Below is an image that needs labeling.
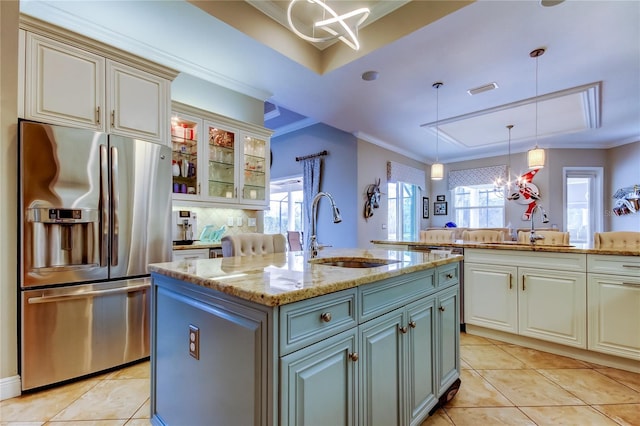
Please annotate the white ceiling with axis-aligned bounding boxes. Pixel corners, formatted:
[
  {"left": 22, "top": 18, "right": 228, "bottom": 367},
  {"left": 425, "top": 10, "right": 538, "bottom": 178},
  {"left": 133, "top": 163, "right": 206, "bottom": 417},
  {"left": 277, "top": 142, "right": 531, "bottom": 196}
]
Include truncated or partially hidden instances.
[{"left": 19, "top": 0, "right": 640, "bottom": 164}]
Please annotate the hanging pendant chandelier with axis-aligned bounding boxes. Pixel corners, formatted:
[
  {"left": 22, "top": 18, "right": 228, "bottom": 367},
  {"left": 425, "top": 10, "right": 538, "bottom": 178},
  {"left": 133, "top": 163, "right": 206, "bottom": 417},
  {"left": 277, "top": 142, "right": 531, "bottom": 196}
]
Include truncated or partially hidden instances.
[
  {"left": 431, "top": 82, "right": 444, "bottom": 180},
  {"left": 528, "top": 48, "right": 546, "bottom": 169},
  {"left": 494, "top": 124, "right": 520, "bottom": 200}
]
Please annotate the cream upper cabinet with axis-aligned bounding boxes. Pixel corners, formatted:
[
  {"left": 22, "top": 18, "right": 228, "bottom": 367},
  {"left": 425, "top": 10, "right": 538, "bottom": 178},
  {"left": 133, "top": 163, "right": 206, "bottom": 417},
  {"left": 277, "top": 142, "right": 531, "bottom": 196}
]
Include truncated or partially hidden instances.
[
  {"left": 20, "top": 18, "right": 176, "bottom": 144},
  {"left": 24, "top": 32, "right": 105, "bottom": 129},
  {"left": 587, "top": 255, "right": 640, "bottom": 360},
  {"left": 106, "top": 60, "right": 169, "bottom": 142},
  {"left": 464, "top": 249, "right": 587, "bottom": 348}
]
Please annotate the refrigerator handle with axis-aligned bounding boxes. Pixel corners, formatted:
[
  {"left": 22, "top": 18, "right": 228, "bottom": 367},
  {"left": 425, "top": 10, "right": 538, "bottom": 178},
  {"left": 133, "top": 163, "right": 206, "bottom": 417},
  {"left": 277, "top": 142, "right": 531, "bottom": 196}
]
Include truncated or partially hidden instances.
[
  {"left": 100, "top": 144, "right": 109, "bottom": 267},
  {"left": 111, "top": 146, "right": 119, "bottom": 267}
]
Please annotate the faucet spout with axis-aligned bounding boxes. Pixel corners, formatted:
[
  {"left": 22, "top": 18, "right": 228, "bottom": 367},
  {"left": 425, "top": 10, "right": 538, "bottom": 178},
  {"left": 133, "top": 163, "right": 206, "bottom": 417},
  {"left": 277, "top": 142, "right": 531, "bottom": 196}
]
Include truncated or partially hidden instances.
[
  {"left": 309, "top": 192, "right": 342, "bottom": 257},
  {"left": 529, "top": 204, "right": 550, "bottom": 244}
]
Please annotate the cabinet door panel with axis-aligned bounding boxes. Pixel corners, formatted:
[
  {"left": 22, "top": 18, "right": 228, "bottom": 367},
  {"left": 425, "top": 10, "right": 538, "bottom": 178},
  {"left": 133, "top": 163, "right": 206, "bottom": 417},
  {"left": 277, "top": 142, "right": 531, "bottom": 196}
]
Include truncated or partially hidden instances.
[
  {"left": 280, "top": 329, "right": 358, "bottom": 426},
  {"left": 26, "top": 33, "right": 104, "bottom": 129},
  {"left": 108, "top": 60, "right": 168, "bottom": 142},
  {"left": 464, "top": 263, "right": 517, "bottom": 333},
  {"left": 437, "top": 287, "right": 460, "bottom": 395},
  {"left": 360, "top": 309, "right": 405, "bottom": 426},
  {"left": 588, "top": 274, "right": 640, "bottom": 359},
  {"left": 518, "top": 268, "right": 586, "bottom": 348},
  {"left": 407, "top": 298, "right": 437, "bottom": 425}
]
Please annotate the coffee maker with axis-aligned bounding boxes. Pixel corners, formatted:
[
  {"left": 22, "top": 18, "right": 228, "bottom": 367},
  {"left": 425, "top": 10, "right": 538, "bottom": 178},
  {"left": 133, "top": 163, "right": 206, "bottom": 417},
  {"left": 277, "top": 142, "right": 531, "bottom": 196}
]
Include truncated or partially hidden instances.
[{"left": 173, "top": 210, "right": 197, "bottom": 245}]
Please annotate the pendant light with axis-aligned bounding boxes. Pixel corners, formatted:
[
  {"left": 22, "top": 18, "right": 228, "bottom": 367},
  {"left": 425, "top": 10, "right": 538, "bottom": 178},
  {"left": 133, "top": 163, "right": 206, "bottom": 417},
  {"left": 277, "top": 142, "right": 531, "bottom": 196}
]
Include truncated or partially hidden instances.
[
  {"left": 528, "top": 48, "right": 546, "bottom": 169},
  {"left": 431, "top": 82, "right": 444, "bottom": 180}
]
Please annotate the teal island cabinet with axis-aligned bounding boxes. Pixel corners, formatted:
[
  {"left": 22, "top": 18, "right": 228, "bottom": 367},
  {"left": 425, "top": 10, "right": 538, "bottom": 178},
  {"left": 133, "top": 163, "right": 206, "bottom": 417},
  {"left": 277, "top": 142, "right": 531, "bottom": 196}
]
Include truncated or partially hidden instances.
[{"left": 148, "top": 248, "right": 462, "bottom": 426}]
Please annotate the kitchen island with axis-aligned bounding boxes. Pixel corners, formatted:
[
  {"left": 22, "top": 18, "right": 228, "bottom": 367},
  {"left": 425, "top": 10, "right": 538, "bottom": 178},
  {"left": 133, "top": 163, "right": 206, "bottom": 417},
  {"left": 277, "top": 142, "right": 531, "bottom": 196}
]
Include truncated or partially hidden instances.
[{"left": 148, "top": 248, "right": 463, "bottom": 426}]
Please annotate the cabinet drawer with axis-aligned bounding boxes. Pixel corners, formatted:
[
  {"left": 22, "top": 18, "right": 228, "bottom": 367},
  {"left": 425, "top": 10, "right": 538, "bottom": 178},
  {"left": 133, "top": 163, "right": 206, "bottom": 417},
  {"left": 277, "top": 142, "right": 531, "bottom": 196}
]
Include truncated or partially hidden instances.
[
  {"left": 587, "top": 254, "right": 640, "bottom": 277},
  {"left": 172, "top": 248, "right": 209, "bottom": 261},
  {"left": 437, "top": 263, "right": 459, "bottom": 288},
  {"left": 359, "top": 269, "right": 435, "bottom": 322},
  {"left": 279, "top": 288, "right": 357, "bottom": 355}
]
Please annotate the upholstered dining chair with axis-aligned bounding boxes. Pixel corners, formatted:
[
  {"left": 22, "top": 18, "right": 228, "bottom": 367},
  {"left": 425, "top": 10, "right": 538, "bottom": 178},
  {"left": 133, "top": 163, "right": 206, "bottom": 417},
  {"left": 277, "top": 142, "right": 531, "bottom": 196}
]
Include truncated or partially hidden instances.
[
  {"left": 593, "top": 231, "right": 640, "bottom": 250},
  {"left": 461, "top": 229, "right": 505, "bottom": 243},
  {"left": 221, "top": 233, "right": 287, "bottom": 257},
  {"left": 419, "top": 229, "right": 455, "bottom": 244},
  {"left": 517, "top": 230, "right": 571, "bottom": 245}
]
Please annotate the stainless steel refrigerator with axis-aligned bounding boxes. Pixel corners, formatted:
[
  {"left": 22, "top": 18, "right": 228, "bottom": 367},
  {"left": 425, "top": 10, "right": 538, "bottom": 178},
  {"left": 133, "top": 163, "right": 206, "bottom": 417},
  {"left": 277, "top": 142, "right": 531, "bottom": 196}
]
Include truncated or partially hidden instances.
[{"left": 18, "top": 120, "right": 172, "bottom": 390}]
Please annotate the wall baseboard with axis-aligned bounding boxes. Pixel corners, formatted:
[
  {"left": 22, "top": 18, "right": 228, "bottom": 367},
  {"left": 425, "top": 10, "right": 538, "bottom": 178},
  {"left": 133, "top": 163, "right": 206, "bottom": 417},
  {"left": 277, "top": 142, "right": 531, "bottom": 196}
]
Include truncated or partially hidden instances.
[{"left": 0, "top": 375, "right": 21, "bottom": 401}]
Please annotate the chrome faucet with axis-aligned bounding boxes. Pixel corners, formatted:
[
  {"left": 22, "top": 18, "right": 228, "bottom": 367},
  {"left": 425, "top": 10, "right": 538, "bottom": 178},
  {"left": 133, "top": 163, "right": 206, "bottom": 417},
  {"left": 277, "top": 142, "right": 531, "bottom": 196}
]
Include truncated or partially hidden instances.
[
  {"left": 529, "top": 204, "right": 549, "bottom": 244},
  {"left": 309, "top": 192, "right": 342, "bottom": 258}
]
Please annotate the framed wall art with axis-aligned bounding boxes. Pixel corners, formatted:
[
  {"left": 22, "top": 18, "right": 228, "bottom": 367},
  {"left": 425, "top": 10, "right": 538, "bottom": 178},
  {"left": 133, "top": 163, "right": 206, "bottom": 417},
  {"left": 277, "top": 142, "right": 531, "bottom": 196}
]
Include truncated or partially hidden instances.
[
  {"left": 422, "top": 197, "right": 429, "bottom": 218},
  {"left": 436, "top": 195, "right": 446, "bottom": 202},
  {"left": 434, "top": 201, "right": 448, "bottom": 215}
]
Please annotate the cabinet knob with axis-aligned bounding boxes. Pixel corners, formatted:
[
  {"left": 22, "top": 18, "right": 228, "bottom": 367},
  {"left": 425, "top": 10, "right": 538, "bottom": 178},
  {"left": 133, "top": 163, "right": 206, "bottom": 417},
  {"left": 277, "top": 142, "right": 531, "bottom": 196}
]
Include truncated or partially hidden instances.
[
  {"left": 409, "top": 320, "right": 417, "bottom": 329},
  {"left": 399, "top": 325, "right": 408, "bottom": 334},
  {"left": 320, "top": 312, "right": 332, "bottom": 323},
  {"left": 349, "top": 352, "right": 359, "bottom": 362},
  {"left": 438, "top": 306, "right": 445, "bottom": 312},
  {"left": 446, "top": 273, "right": 454, "bottom": 279}
]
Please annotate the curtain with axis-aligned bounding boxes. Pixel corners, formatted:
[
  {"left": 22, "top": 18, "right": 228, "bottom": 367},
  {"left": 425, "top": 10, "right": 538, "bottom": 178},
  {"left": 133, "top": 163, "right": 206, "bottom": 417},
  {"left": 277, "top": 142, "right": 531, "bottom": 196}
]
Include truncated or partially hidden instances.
[
  {"left": 448, "top": 165, "right": 506, "bottom": 190},
  {"left": 302, "top": 157, "right": 321, "bottom": 249},
  {"left": 387, "top": 161, "right": 425, "bottom": 190}
]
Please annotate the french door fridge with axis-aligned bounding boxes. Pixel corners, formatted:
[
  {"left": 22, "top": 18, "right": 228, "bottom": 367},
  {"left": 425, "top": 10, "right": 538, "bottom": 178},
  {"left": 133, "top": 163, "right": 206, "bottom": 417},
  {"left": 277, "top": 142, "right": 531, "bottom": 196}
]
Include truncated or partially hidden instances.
[{"left": 18, "top": 120, "right": 172, "bottom": 390}]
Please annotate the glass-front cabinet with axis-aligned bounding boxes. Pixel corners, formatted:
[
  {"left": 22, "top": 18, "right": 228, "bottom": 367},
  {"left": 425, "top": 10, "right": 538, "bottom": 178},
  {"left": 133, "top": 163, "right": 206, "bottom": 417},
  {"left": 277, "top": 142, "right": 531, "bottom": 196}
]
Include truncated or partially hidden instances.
[{"left": 171, "top": 102, "right": 272, "bottom": 209}]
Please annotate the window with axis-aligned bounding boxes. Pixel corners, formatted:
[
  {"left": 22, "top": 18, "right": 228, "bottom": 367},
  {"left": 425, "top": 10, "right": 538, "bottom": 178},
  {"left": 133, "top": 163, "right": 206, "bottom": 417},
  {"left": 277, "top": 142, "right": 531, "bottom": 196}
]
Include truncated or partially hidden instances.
[
  {"left": 563, "top": 167, "right": 603, "bottom": 245},
  {"left": 387, "top": 182, "right": 419, "bottom": 241},
  {"left": 264, "top": 177, "right": 303, "bottom": 235},
  {"left": 453, "top": 184, "right": 505, "bottom": 228}
]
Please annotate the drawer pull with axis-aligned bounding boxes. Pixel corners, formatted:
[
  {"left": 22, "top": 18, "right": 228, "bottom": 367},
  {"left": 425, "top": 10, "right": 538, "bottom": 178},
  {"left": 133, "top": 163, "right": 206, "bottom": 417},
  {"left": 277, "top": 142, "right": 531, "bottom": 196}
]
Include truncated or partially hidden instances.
[
  {"left": 399, "top": 325, "right": 408, "bottom": 334},
  {"left": 438, "top": 306, "right": 445, "bottom": 312},
  {"left": 446, "top": 273, "right": 454, "bottom": 279},
  {"left": 409, "top": 320, "right": 417, "bottom": 328},
  {"left": 522, "top": 275, "right": 526, "bottom": 291},
  {"left": 509, "top": 273, "right": 513, "bottom": 290},
  {"left": 320, "top": 312, "right": 332, "bottom": 323},
  {"left": 622, "top": 264, "right": 640, "bottom": 269},
  {"left": 349, "top": 352, "right": 359, "bottom": 362},
  {"left": 110, "top": 110, "right": 115, "bottom": 127},
  {"left": 95, "top": 106, "right": 101, "bottom": 124},
  {"left": 622, "top": 282, "right": 640, "bottom": 287}
]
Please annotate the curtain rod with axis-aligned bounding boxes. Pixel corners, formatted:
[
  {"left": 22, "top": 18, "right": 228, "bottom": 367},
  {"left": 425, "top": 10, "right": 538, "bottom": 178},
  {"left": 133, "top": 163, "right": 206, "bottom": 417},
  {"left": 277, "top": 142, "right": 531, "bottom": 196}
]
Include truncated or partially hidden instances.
[{"left": 296, "top": 150, "right": 328, "bottom": 162}]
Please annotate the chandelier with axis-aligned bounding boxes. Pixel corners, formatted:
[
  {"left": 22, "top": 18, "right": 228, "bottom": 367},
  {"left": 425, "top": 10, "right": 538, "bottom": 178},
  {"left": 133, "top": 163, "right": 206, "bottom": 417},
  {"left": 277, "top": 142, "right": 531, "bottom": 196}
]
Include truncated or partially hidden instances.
[
  {"left": 494, "top": 124, "right": 520, "bottom": 200},
  {"left": 287, "top": 0, "right": 370, "bottom": 50}
]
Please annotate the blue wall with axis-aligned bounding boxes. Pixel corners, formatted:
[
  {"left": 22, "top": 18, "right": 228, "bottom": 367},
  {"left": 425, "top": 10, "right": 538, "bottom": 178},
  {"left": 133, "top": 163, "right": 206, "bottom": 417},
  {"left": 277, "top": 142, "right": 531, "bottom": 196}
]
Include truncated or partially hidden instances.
[{"left": 271, "top": 123, "right": 358, "bottom": 248}]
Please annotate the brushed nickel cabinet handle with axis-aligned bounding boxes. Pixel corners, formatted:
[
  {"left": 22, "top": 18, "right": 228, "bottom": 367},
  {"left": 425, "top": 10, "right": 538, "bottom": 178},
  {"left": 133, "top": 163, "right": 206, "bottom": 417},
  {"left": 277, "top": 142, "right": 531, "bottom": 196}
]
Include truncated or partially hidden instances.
[
  {"left": 522, "top": 275, "right": 526, "bottom": 291},
  {"left": 446, "top": 273, "right": 454, "bottom": 279},
  {"left": 438, "top": 306, "right": 445, "bottom": 312},
  {"left": 96, "top": 106, "right": 101, "bottom": 125},
  {"left": 399, "top": 325, "right": 408, "bottom": 334},
  {"left": 110, "top": 110, "right": 115, "bottom": 127},
  {"left": 622, "top": 282, "right": 640, "bottom": 287},
  {"left": 409, "top": 320, "right": 417, "bottom": 328},
  {"left": 509, "top": 273, "right": 513, "bottom": 289},
  {"left": 349, "top": 352, "right": 359, "bottom": 362},
  {"left": 320, "top": 312, "right": 332, "bottom": 322},
  {"left": 622, "top": 264, "right": 640, "bottom": 269}
]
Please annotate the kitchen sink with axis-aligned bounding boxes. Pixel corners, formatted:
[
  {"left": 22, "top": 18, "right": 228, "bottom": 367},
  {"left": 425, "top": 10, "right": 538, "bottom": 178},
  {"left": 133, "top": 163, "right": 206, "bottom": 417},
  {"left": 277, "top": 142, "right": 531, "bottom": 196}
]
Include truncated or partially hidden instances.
[{"left": 310, "top": 257, "right": 400, "bottom": 268}]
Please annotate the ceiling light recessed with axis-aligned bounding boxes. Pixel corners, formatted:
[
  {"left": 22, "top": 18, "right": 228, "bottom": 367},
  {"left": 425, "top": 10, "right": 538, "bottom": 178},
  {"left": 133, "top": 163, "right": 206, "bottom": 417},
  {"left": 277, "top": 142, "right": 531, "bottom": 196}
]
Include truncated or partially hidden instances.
[
  {"left": 467, "top": 82, "right": 499, "bottom": 96},
  {"left": 362, "top": 71, "right": 379, "bottom": 81}
]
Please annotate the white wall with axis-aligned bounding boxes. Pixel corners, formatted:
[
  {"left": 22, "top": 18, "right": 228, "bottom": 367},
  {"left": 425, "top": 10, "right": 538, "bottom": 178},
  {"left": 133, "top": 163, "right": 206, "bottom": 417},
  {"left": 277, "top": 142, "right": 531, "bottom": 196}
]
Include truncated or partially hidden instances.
[
  {"left": 356, "top": 139, "right": 429, "bottom": 248},
  {"left": 0, "top": 0, "right": 20, "bottom": 400},
  {"left": 607, "top": 141, "right": 640, "bottom": 231}
]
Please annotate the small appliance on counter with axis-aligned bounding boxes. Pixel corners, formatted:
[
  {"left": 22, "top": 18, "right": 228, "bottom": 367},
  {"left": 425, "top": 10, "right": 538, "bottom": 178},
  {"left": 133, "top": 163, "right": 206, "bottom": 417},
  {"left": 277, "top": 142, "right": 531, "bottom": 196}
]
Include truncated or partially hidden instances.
[{"left": 173, "top": 210, "right": 197, "bottom": 245}]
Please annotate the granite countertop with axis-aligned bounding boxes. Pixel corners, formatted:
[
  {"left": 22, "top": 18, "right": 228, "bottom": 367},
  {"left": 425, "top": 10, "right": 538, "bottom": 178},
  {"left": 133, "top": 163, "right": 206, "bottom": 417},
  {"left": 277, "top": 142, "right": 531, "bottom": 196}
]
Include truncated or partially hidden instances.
[
  {"left": 370, "top": 240, "right": 640, "bottom": 256},
  {"left": 148, "top": 248, "right": 463, "bottom": 307},
  {"left": 172, "top": 242, "right": 222, "bottom": 250}
]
